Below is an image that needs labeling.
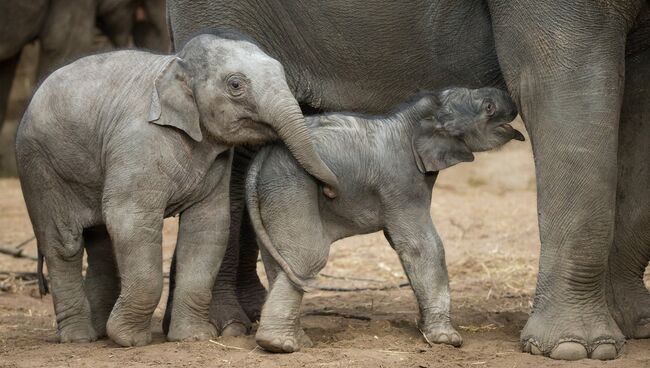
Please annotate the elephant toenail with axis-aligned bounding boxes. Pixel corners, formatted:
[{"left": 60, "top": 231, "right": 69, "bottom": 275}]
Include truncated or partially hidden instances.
[
  {"left": 451, "top": 334, "right": 463, "bottom": 347},
  {"left": 437, "top": 333, "right": 450, "bottom": 343},
  {"left": 530, "top": 344, "right": 542, "bottom": 355},
  {"left": 283, "top": 340, "right": 295, "bottom": 352},
  {"left": 590, "top": 344, "right": 617, "bottom": 360},
  {"left": 549, "top": 342, "right": 588, "bottom": 360}
]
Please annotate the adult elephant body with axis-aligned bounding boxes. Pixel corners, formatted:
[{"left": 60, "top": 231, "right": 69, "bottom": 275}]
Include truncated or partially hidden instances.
[{"left": 167, "top": 0, "right": 650, "bottom": 361}]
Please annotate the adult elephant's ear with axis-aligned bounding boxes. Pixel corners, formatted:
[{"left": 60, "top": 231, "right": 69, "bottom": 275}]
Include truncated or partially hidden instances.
[
  {"left": 147, "top": 57, "right": 202, "bottom": 142},
  {"left": 411, "top": 117, "right": 474, "bottom": 173}
]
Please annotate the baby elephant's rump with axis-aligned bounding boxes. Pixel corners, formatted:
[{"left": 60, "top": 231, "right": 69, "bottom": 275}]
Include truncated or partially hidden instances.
[{"left": 246, "top": 87, "right": 522, "bottom": 353}]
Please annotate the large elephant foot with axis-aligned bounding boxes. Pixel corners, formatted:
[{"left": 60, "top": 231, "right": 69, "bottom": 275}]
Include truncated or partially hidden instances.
[
  {"left": 521, "top": 302, "right": 624, "bottom": 361},
  {"left": 420, "top": 321, "right": 463, "bottom": 347},
  {"left": 209, "top": 299, "right": 252, "bottom": 337},
  {"left": 608, "top": 275, "right": 650, "bottom": 339},
  {"left": 106, "top": 303, "right": 153, "bottom": 347},
  {"left": 255, "top": 323, "right": 313, "bottom": 353},
  {"left": 168, "top": 319, "right": 217, "bottom": 342}
]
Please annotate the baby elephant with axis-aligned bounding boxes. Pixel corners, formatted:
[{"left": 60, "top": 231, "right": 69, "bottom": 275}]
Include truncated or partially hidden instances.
[
  {"left": 16, "top": 32, "right": 338, "bottom": 347},
  {"left": 246, "top": 87, "right": 523, "bottom": 353}
]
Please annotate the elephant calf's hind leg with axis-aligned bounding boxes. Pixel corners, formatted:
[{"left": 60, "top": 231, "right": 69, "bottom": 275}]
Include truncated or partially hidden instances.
[{"left": 84, "top": 226, "right": 120, "bottom": 338}]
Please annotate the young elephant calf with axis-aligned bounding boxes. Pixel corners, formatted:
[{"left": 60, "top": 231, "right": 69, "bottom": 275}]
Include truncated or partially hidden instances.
[
  {"left": 246, "top": 87, "right": 523, "bottom": 353},
  {"left": 16, "top": 32, "right": 338, "bottom": 347}
]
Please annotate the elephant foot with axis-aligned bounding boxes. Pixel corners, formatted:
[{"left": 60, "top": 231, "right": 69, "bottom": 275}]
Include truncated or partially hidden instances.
[
  {"left": 221, "top": 320, "right": 249, "bottom": 337},
  {"left": 420, "top": 322, "right": 463, "bottom": 347},
  {"left": 106, "top": 310, "right": 152, "bottom": 347},
  {"left": 210, "top": 299, "right": 253, "bottom": 336},
  {"left": 57, "top": 320, "right": 98, "bottom": 343},
  {"left": 521, "top": 302, "right": 624, "bottom": 361},
  {"left": 608, "top": 275, "right": 650, "bottom": 339},
  {"left": 237, "top": 282, "right": 267, "bottom": 323},
  {"left": 167, "top": 320, "right": 217, "bottom": 342},
  {"left": 256, "top": 324, "right": 312, "bottom": 353}
]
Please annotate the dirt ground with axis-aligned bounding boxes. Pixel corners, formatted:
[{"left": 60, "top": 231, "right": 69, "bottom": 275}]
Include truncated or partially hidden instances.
[{"left": 1, "top": 94, "right": 650, "bottom": 366}]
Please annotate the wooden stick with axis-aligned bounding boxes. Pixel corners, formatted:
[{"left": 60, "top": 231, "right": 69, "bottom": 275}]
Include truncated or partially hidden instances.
[
  {"left": 303, "top": 310, "right": 372, "bottom": 321},
  {"left": 313, "top": 282, "right": 410, "bottom": 292},
  {"left": 0, "top": 245, "right": 38, "bottom": 261},
  {"left": 14, "top": 236, "right": 36, "bottom": 249},
  {"left": 319, "top": 273, "right": 387, "bottom": 283},
  {"left": 208, "top": 339, "right": 245, "bottom": 350}
]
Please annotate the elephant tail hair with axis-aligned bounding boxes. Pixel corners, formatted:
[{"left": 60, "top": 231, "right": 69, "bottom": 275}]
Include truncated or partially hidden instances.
[
  {"left": 246, "top": 147, "right": 311, "bottom": 292},
  {"left": 37, "top": 247, "right": 49, "bottom": 296}
]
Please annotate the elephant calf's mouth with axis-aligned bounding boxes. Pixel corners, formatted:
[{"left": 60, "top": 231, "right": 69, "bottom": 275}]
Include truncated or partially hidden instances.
[{"left": 499, "top": 123, "right": 525, "bottom": 141}]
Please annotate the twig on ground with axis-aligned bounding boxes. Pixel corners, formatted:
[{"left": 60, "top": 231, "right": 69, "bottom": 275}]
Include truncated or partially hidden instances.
[
  {"left": 303, "top": 310, "right": 372, "bottom": 321},
  {"left": 319, "top": 273, "right": 386, "bottom": 283},
  {"left": 0, "top": 245, "right": 38, "bottom": 261},
  {"left": 377, "top": 350, "right": 412, "bottom": 354},
  {"left": 312, "top": 282, "right": 410, "bottom": 292},
  {"left": 14, "top": 236, "right": 36, "bottom": 250},
  {"left": 419, "top": 326, "right": 434, "bottom": 347},
  {"left": 0, "top": 271, "right": 40, "bottom": 281},
  {"left": 208, "top": 339, "right": 245, "bottom": 350}
]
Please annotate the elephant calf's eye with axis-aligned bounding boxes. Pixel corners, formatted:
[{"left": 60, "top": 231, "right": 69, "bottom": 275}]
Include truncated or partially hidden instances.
[
  {"left": 226, "top": 75, "right": 246, "bottom": 96},
  {"left": 485, "top": 101, "right": 496, "bottom": 116}
]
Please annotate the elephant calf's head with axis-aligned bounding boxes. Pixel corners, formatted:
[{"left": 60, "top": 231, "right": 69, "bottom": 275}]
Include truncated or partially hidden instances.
[
  {"left": 147, "top": 32, "right": 339, "bottom": 191},
  {"left": 411, "top": 87, "right": 523, "bottom": 173}
]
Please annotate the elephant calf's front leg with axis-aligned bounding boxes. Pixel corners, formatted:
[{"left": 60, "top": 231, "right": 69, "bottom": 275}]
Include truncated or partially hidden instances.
[
  {"left": 384, "top": 213, "right": 462, "bottom": 347},
  {"left": 166, "top": 187, "right": 231, "bottom": 342},
  {"left": 104, "top": 202, "right": 164, "bottom": 347}
]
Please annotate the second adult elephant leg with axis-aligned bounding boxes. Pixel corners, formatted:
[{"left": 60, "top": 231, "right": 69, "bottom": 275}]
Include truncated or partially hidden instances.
[
  {"left": 37, "top": 0, "right": 95, "bottom": 77},
  {"left": 489, "top": 1, "right": 642, "bottom": 361},
  {"left": 608, "top": 45, "right": 650, "bottom": 339},
  {"left": 235, "top": 209, "right": 267, "bottom": 323},
  {"left": 0, "top": 55, "right": 19, "bottom": 133},
  {"left": 209, "top": 149, "right": 253, "bottom": 336}
]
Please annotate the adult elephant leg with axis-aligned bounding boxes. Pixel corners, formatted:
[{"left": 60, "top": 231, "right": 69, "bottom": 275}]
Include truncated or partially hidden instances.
[
  {"left": 37, "top": 0, "right": 95, "bottom": 77},
  {"left": 0, "top": 55, "right": 19, "bottom": 132},
  {"left": 209, "top": 148, "right": 254, "bottom": 336},
  {"left": 84, "top": 225, "right": 120, "bottom": 337},
  {"left": 235, "top": 209, "right": 267, "bottom": 323},
  {"left": 608, "top": 44, "right": 650, "bottom": 339},
  {"left": 489, "top": 1, "right": 643, "bottom": 361}
]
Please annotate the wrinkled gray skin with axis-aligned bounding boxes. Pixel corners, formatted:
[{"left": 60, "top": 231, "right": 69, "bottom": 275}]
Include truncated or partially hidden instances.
[
  {"left": 247, "top": 87, "right": 523, "bottom": 353},
  {"left": 0, "top": 0, "right": 169, "bottom": 132},
  {"left": 15, "top": 33, "right": 338, "bottom": 347},
  {"left": 168, "top": 0, "right": 650, "bottom": 360}
]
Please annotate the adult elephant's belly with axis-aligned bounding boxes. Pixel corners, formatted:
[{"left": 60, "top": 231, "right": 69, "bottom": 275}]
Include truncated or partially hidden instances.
[{"left": 168, "top": 0, "right": 504, "bottom": 114}]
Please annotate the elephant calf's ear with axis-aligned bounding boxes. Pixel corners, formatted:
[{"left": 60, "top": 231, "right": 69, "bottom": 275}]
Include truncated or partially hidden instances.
[
  {"left": 411, "top": 118, "right": 474, "bottom": 173},
  {"left": 147, "top": 57, "right": 202, "bottom": 142}
]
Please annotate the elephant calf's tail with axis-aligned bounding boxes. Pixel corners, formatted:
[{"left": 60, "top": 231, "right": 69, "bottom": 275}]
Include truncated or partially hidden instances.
[
  {"left": 246, "top": 147, "right": 311, "bottom": 292},
  {"left": 37, "top": 248, "right": 49, "bottom": 296}
]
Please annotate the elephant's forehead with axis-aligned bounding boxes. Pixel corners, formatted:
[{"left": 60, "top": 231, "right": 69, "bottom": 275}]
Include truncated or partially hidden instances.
[{"left": 213, "top": 40, "right": 278, "bottom": 69}]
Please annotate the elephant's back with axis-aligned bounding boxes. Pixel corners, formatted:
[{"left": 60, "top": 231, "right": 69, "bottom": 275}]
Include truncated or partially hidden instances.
[{"left": 26, "top": 51, "right": 169, "bottom": 132}]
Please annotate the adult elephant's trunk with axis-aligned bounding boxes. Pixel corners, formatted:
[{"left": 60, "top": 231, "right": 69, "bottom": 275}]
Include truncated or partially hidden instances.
[{"left": 257, "top": 85, "right": 340, "bottom": 194}]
